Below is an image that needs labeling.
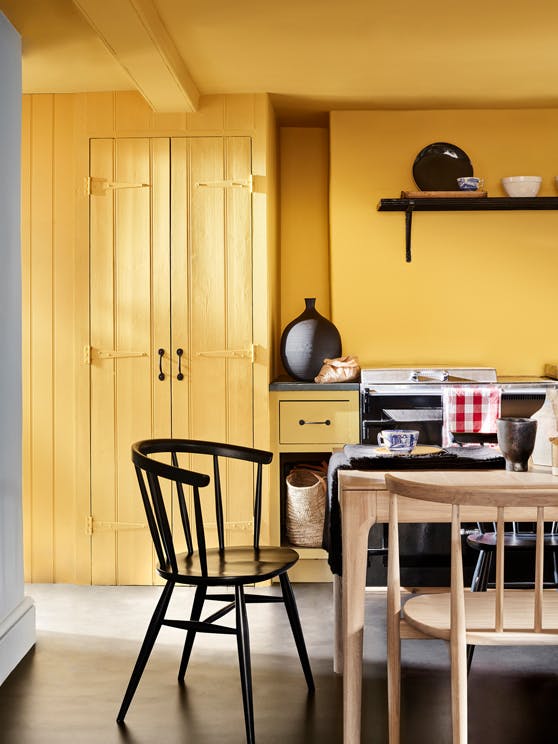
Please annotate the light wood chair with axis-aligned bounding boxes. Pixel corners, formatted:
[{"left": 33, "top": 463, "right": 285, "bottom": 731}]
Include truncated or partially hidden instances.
[{"left": 385, "top": 472, "right": 558, "bottom": 744}]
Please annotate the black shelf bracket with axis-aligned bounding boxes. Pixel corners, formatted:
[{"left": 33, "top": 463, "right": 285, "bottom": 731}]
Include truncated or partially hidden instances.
[
  {"left": 378, "top": 196, "right": 558, "bottom": 263},
  {"left": 405, "top": 202, "right": 414, "bottom": 262}
]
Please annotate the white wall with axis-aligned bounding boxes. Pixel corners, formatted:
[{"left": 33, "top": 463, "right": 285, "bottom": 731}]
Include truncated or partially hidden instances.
[{"left": 0, "top": 12, "right": 35, "bottom": 685}]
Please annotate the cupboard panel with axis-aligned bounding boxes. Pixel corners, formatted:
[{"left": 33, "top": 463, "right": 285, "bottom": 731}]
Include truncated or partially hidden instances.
[{"left": 90, "top": 135, "right": 254, "bottom": 582}]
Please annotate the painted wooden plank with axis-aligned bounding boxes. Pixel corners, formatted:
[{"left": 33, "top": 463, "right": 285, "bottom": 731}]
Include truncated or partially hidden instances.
[
  {"left": 52, "top": 95, "right": 78, "bottom": 582},
  {"left": 189, "top": 137, "right": 226, "bottom": 443},
  {"left": 150, "top": 136, "right": 172, "bottom": 583},
  {"left": 169, "top": 137, "right": 192, "bottom": 552},
  {"left": 188, "top": 137, "right": 227, "bottom": 547},
  {"left": 114, "top": 138, "right": 156, "bottom": 585},
  {"left": 29, "top": 94, "right": 55, "bottom": 582},
  {"left": 169, "top": 137, "right": 190, "bottom": 444},
  {"left": 225, "top": 137, "right": 254, "bottom": 545},
  {"left": 90, "top": 138, "right": 118, "bottom": 585},
  {"left": 73, "top": 93, "right": 94, "bottom": 585}
]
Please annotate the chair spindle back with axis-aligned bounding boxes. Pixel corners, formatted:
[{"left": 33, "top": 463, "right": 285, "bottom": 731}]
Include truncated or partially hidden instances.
[{"left": 132, "top": 439, "right": 272, "bottom": 574}]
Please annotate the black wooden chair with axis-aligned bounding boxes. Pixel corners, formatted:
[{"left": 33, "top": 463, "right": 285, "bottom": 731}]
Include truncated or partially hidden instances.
[
  {"left": 466, "top": 520, "right": 558, "bottom": 670},
  {"left": 117, "top": 438, "right": 314, "bottom": 743}
]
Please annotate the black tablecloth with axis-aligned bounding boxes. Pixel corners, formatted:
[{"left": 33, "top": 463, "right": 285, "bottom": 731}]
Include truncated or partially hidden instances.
[{"left": 323, "top": 446, "right": 506, "bottom": 576}]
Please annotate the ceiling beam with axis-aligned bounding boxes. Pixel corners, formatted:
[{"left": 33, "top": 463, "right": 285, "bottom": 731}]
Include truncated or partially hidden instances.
[{"left": 73, "top": 0, "right": 199, "bottom": 112}]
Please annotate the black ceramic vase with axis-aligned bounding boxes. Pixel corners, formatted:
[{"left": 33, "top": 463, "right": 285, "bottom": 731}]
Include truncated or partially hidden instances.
[
  {"left": 280, "top": 298, "right": 342, "bottom": 381},
  {"left": 497, "top": 417, "right": 538, "bottom": 472}
]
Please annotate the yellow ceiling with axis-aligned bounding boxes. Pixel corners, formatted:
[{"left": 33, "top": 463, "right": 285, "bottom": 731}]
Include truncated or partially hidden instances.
[{"left": 2, "top": 0, "right": 558, "bottom": 121}]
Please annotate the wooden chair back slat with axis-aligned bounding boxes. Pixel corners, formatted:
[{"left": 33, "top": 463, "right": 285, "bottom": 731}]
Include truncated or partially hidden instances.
[
  {"left": 147, "top": 470, "right": 178, "bottom": 573},
  {"left": 213, "top": 455, "right": 225, "bottom": 551},
  {"left": 451, "top": 503, "right": 552, "bottom": 635},
  {"left": 172, "top": 451, "right": 194, "bottom": 556},
  {"left": 495, "top": 507, "right": 505, "bottom": 632},
  {"left": 254, "top": 462, "right": 263, "bottom": 550},
  {"left": 135, "top": 465, "right": 166, "bottom": 568},
  {"left": 131, "top": 439, "right": 273, "bottom": 575}
]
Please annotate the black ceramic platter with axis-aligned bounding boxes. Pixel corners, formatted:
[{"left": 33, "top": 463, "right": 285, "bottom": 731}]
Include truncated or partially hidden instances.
[{"left": 412, "top": 142, "right": 473, "bottom": 191}]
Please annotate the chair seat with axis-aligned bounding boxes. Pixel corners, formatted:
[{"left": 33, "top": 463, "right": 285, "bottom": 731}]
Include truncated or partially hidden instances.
[
  {"left": 467, "top": 530, "right": 558, "bottom": 551},
  {"left": 158, "top": 545, "right": 300, "bottom": 584},
  {"left": 403, "top": 590, "right": 558, "bottom": 641}
]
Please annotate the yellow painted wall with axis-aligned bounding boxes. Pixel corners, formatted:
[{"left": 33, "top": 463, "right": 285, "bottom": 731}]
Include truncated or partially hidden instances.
[
  {"left": 279, "top": 127, "right": 330, "bottom": 335},
  {"left": 21, "top": 91, "right": 276, "bottom": 583},
  {"left": 329, "top": 109, "right": 558, "bottom": 375}
]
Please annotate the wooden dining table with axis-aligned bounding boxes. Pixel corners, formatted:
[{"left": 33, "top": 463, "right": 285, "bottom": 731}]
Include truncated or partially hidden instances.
[{"left": 335, "top": 466, "right": 558, "bottom": 744}]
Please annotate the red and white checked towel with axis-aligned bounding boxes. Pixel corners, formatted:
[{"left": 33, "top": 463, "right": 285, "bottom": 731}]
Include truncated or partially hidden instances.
[{"left": 442, "top": 386, "right": 501, "bottom": 447}]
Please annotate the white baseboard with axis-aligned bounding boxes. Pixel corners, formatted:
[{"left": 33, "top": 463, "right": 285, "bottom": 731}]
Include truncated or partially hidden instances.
[{"left": 0, "top": 596, "right": 36, "bottom": 686}]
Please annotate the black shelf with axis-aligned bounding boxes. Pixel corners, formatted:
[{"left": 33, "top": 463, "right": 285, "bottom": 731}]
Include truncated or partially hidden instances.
[{"left": 377, "top": 196, "right": 558, "bottom": 261}]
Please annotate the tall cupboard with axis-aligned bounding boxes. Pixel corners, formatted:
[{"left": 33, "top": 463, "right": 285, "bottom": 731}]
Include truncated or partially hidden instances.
[{"left": 22, "top": 93, "right": 278, "bottom": 584}]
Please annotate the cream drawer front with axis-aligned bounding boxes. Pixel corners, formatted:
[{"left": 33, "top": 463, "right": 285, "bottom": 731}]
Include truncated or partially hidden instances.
[{"left": 279, "top": 399, "right": 356, "bottom": 445}]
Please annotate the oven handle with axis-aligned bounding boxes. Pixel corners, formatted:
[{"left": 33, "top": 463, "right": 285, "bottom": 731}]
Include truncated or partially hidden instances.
[{"left": 299, "top": 419, "right": 331, "bottom": 426}]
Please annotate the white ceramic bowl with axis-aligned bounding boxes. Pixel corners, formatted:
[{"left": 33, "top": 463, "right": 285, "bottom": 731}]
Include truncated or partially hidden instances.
[{"left": 502, "top": 176, "right": 542, "bottom": 197}]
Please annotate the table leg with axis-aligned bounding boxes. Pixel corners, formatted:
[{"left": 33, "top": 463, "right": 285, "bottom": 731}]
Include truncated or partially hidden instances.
[
  {"left": 333, "top": 574, "right": 343, "bottom": 674},
  {"left": 341, "top": 491, "right": 377, "bottom": 744}
]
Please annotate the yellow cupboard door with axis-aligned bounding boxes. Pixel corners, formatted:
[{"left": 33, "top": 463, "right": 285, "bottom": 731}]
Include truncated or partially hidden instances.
[
  {"left": 171, "top": 137, "right": 254, "bottom": 547},
  {"left": 89, "top": 138, "right": 171, "bottom": 585}
]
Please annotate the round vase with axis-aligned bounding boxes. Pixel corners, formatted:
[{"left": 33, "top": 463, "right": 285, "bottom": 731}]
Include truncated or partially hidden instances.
[{"left": 280, "top": 298, "right": 342, "bottom": 381}]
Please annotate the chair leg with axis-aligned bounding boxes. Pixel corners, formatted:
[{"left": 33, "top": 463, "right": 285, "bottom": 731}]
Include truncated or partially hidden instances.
[
  {"left": 467, "top": 551, "right": 492, "bottom": 673},
  {"left": 386, "top": 593, "right": 401, "bottom": 744},
  {"left": 235, "top": 585, "right": 255, "bottom": 744},
  {"left": 450, "top": 633, "right": 468, "bottom": 744},
  {"left": 178, "top": 584, "right": 207, "bottom": 683},
  {"left": 552, "top": 549, "right": 558, "bottom": 588},
  {"left": 279, "top": 573, "right": 315, "bottom": 692},
  {"left": 470, "top": 550, "right": 486, "bottom": 593},
  {"left": 117, "top": 580, "right": 175, "bottom": 723}
]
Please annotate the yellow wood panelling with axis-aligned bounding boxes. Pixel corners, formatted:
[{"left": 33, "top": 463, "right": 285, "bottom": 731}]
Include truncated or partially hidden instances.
[{"left": 22, "top": 91, "right": 275, "bottom": 584}]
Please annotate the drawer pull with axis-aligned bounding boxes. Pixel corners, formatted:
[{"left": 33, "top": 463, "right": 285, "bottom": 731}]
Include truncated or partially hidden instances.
[{"left": 298, "top": 419, "right": 331, "bottom": 426}]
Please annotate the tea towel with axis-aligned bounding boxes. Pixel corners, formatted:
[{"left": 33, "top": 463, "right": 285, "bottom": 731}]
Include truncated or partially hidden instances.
[{"left": 442, "top": 386, "right": 501, "bottom": 447}]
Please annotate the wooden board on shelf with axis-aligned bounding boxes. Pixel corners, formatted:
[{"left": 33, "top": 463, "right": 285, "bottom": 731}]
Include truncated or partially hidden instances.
[{"left": 401, "top": 190, "right": 488, "bottom": 198}]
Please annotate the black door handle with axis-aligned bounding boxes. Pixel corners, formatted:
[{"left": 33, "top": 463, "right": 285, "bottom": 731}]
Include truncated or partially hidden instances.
[
  {"left": 176, "top": 348, "right": 184, "bottom": 380},
  {"left": 158, "top": 348, "right": 165, "bottom": 381}
]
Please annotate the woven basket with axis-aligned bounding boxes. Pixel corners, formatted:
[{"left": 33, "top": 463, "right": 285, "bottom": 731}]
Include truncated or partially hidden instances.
[{"left": 285, "top": 468, "right": 327, "bottom": 547}]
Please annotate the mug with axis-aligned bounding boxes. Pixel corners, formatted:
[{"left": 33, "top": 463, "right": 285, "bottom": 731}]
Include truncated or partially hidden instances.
[
  {"left": 457, "top": 176, "right": 484, "bottom": 191},
  {"left": 377, "top": 429, "right": 419, "bottom": 453}
]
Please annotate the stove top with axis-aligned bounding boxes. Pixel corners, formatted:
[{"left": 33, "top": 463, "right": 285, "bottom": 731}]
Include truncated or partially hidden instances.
[
  {"left": 361, "top": 367, "right": 497, "bottom": 385},
  {"left": 360, "top": 367, "right": 557, "bottom": 391}
]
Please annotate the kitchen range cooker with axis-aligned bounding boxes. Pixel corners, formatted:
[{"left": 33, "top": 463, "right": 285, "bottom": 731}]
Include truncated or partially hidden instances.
[
  {"left": 359, "top": 366, "right": 557, "bottom": 585},
  {"left": 360, "top": 366, "right": 554, "bottom": 446}
]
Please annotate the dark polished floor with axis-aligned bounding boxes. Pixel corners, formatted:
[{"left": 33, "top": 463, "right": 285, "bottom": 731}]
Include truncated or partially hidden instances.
[{"left": 0, "top": 583, "right": 557, "bottom": 743}]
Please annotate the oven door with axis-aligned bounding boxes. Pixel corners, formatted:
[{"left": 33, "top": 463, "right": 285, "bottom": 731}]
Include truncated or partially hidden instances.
[{"left": 361, "top": 391, "right": 443, "bottom": 445}]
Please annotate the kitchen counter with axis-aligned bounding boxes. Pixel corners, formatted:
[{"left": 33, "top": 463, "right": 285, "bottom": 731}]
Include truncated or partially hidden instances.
[{"left": 269, "top": 376, "right": 360, "bottom": 392}]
